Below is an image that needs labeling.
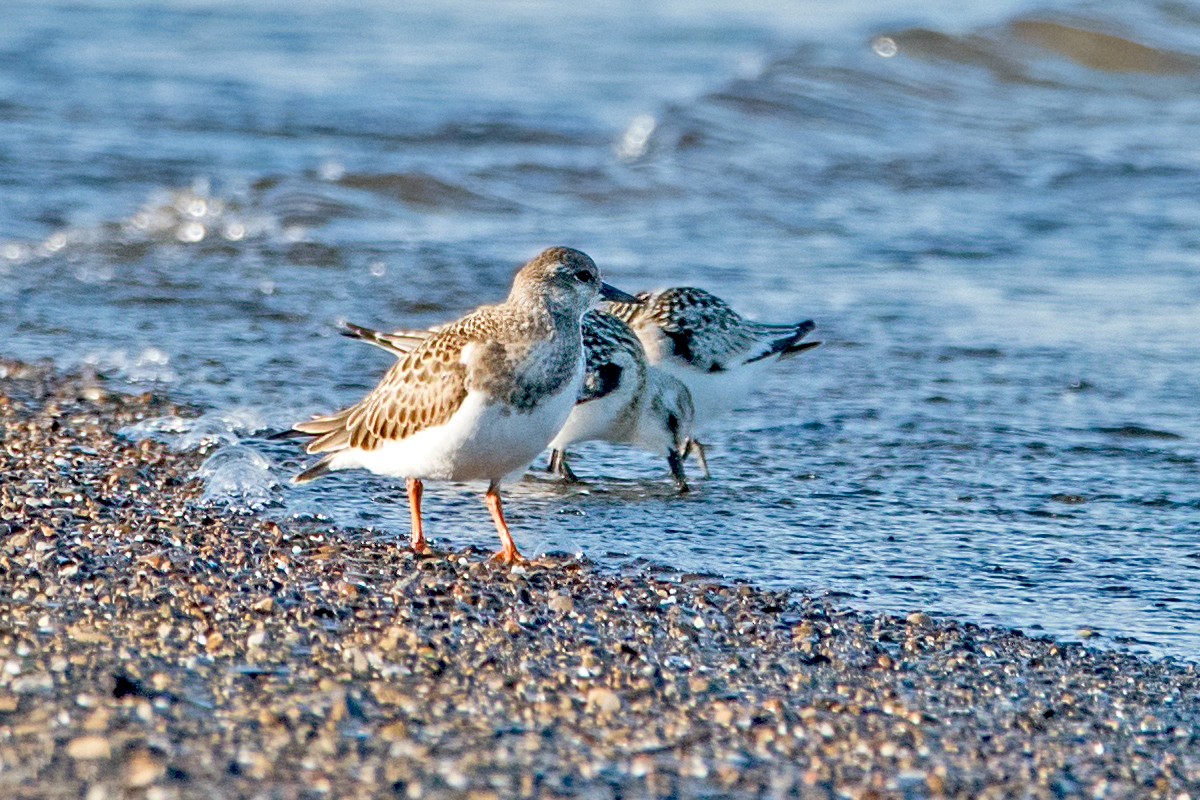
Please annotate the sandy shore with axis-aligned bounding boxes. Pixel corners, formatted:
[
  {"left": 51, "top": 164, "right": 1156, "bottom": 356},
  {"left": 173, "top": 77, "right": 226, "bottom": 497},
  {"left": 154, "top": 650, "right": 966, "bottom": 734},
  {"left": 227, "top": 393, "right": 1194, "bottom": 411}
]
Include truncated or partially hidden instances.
[{"left": 0, "top": 358, "right": 1197, "bottom": 799}]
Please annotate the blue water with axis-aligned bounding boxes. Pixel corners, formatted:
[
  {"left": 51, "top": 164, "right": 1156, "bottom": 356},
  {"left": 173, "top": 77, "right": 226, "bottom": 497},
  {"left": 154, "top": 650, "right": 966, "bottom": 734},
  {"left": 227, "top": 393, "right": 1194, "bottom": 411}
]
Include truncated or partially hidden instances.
[{"left": 2, "top": 0, "right": 1199, "bottom": 658}]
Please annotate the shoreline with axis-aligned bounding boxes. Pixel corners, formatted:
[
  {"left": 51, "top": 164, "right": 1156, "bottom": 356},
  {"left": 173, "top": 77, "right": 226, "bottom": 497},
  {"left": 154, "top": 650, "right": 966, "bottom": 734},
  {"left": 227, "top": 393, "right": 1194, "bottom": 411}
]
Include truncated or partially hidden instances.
[{"left": 1, "top": 357, "right": 1197, "bottom": 797}]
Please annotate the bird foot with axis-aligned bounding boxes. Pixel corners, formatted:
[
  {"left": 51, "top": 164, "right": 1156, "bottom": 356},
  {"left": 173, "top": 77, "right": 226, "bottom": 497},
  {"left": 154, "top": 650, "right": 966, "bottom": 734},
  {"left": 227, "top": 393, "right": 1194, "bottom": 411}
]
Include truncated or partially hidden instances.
[{"left": 489, "top": 549, "right": 530, "bottom": 566}]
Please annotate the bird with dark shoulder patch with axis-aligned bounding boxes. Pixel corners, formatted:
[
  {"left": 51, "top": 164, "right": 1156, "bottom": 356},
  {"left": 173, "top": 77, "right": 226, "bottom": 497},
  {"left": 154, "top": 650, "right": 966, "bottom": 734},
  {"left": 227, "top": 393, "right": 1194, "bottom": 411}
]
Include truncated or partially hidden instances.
[{"left": 604, "top": 287, "right": 819, "bottom": 474}]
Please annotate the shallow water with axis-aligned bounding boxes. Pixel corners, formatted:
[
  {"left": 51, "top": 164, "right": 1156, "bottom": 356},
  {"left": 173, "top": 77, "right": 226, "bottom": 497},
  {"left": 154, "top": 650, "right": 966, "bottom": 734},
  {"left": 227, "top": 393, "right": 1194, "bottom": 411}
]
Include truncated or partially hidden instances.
[{"left": 2, "top": 0, "right": 1198, "bottom": 658}]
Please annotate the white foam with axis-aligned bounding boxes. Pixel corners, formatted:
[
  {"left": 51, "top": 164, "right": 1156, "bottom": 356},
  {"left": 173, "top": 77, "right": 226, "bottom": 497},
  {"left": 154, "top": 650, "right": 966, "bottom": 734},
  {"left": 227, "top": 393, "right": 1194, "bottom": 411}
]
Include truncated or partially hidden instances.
[
  {"left": 197, "top": 445, "right": 280, "bottom": 510},
  {"left": 120, "top": 407, "right": 282, "bottom": 510},
  {"left": 121, "top": 407, "right": 270, "bottom": 451},
  {"left": 80, "top": 347, "right": 178, "bottom": 385}
]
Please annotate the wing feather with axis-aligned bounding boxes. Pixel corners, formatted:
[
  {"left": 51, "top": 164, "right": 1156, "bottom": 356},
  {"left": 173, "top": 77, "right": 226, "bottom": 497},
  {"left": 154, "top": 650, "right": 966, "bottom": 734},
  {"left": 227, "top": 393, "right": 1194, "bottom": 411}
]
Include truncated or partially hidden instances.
[
  {"left": 606, "top": 288, "right": 817, "bottom": 371},
  {"left": 341, "top": 321, "right": 431, "bottom": 357},
  {"left": 302, "top": 329, "right": 471, "bottom": 454},
  {"left": 578, "top": 311, "right": 644, "bottom": 403}
]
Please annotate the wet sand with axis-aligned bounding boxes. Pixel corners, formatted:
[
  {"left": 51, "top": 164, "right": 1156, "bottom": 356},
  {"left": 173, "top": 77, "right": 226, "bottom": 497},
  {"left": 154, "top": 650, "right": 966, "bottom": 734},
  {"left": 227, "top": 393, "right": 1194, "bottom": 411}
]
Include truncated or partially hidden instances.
[{"left": 1, "top": 358, "right": 1197, "bottom": 799}]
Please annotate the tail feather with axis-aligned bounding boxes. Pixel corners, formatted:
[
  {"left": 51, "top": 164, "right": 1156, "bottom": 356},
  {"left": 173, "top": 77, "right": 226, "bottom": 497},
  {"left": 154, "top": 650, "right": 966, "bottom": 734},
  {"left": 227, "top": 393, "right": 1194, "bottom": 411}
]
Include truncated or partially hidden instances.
[
  {"left": 267, "top": 428, "right": 310, "bottom": 441},
  {"left": 292, "top": 408, "right": 351, "bottom": 436},
  {"left": 342, "top": 321, "right": 427, "bottom": 357},
  {"left": 281, "top": 408, "right": 355, "bottom": 454},
  {"left": 294, "top": 455, "right": 334, "bottom": 484},
  {"left": 743, "top": 319, "right": 818, "bottom": 364},
  {"left": 744, "top": 319, "right": 815, "bottom": 335},
  {"left": 306, "top": 427, "right": 352, "bottom": 454},
  {"left": 780, "top": 339, "right": 821, "bottom": 359},
  {"left": 341, "top": 320, "right": 384, "bottom": 343},
  {"left": 281, "top": 410, "right": 351, "bottom": 482}
]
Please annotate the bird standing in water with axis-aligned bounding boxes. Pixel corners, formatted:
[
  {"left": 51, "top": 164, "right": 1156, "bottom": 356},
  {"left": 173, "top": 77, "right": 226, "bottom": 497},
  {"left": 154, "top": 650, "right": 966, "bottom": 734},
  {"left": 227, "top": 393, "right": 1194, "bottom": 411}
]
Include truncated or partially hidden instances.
[{"left": 604, "top": 287, "right": 819, "bottom": 474}]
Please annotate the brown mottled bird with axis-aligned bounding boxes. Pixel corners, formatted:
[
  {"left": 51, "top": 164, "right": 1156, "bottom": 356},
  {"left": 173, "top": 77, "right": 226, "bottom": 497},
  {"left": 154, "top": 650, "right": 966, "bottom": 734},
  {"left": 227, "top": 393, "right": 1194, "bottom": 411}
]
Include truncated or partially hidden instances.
[{"left": 280, "top": 247, "right": 634, "bottom": 564}]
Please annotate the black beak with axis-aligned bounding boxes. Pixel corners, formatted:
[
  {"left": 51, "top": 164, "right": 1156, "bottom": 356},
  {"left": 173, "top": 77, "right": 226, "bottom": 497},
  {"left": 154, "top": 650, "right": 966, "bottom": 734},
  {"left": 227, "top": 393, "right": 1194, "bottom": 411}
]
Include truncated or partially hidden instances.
[{"left": 599, "top": 282, "right": 638, "bottom": 303}]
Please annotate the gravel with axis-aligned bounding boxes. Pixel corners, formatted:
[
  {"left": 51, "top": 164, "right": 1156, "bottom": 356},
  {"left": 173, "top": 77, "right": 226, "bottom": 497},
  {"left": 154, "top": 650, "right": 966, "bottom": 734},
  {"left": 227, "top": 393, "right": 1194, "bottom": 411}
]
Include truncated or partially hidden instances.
[{"left": 1, "top": 357, "right": 1198, "bottom": 799}]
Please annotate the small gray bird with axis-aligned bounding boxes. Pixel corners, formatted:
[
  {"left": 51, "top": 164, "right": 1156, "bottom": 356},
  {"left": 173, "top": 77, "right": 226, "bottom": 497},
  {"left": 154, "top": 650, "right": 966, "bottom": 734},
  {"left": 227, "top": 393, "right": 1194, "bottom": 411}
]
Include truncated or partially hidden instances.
[{"left": 604, "top": 287, "right": 819, "bottom": 474}]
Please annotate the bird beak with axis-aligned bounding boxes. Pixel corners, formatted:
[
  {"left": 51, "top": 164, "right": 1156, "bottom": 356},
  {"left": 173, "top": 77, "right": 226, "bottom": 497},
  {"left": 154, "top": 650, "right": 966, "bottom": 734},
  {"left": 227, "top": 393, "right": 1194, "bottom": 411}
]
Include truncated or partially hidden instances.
[{"left": 599, "top": 283, "right": 638, "bottom": 303}]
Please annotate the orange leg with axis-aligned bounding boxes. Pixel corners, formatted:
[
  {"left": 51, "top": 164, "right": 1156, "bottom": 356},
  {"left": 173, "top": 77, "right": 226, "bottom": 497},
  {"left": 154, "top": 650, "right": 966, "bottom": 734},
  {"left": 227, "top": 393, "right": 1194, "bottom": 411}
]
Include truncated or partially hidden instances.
[
  {"left": 485, "top": 482, "right": 527, "bottom": 565},
  {"left": 406, "top": 478, "right": 432, "bottom": 555}
]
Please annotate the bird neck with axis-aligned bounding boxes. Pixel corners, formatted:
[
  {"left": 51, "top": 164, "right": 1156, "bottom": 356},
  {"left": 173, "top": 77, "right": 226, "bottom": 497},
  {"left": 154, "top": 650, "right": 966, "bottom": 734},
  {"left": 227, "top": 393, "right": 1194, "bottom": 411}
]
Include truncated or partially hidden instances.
[{"left": 507, "top": 293, "right": 583, "bottom": 338}]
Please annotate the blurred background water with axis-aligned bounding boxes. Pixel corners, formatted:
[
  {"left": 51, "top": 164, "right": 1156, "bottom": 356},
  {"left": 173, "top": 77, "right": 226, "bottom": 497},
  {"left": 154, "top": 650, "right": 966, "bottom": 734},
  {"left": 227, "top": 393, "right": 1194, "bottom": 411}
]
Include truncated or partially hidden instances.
[{"left": 2, "top": 0, "right": 1198, "bottom": 658}]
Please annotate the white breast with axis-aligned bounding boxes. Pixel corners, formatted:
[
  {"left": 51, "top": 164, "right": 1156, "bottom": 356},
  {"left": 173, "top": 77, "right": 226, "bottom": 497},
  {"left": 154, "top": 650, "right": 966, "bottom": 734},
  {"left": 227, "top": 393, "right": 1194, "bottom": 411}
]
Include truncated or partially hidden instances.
[{"left": 549, "top": 378, "right": 638, "bottom": 450}]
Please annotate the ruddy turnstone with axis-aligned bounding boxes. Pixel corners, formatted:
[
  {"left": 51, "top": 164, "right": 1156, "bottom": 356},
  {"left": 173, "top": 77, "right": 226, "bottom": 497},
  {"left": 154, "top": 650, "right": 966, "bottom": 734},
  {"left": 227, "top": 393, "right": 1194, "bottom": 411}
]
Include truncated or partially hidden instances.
[
  {"left": 347, "top": 311, "right": 698, "bottom": 492},
  {"left": 282, "top": 246, "right": 633, "bottom": 564},
  {"left": 604, "top": 287, "right": 819, "bottom": 474}
]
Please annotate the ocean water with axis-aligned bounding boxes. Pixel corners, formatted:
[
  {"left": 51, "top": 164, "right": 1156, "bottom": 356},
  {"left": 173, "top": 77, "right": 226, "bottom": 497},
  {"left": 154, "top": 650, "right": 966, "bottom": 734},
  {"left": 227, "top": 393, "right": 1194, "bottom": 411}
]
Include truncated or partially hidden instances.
[{"left": 2, "top": 0, "right": 1199, "bottom": 658}]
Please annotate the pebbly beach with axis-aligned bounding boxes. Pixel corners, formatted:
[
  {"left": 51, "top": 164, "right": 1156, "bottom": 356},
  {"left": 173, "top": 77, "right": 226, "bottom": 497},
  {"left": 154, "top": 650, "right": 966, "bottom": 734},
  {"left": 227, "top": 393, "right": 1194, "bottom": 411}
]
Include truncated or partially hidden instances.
[{"left": 1, "top": 358, "right": 1198, "bottom": 799}]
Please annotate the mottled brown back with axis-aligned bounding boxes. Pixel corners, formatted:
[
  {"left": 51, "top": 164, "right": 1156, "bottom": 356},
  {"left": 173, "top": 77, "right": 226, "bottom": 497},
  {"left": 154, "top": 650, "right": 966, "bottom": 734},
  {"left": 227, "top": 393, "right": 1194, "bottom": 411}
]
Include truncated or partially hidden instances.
[{"left": 303, "top": 325, "right": 474, "bottom": 454}]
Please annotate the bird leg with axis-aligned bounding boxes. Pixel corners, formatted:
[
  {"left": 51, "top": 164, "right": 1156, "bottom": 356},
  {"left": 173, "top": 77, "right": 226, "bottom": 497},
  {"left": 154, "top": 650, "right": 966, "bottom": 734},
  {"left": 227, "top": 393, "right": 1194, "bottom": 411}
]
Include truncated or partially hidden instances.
[
  {"left": 548, "top": 449, "right": 580, "bottom": 482},
  {"left": 685, "top": 438, "right": 711, "bottom": 478},
  {"left": 485, "top": 481, "right": 528, "bottom": 565},
  {"left": 667, "top": 449, "right": 690, "bottom": 494},
  {"left": 406, "top": 478, "right": 432, "bottom": 555}
]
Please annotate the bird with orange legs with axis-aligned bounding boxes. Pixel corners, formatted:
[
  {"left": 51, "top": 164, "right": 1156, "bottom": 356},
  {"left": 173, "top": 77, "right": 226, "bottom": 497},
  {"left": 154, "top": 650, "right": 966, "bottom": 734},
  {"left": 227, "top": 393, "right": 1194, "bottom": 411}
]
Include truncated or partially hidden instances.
[{"left": 280, "top": 247, "right": 634, "bottom": 564}]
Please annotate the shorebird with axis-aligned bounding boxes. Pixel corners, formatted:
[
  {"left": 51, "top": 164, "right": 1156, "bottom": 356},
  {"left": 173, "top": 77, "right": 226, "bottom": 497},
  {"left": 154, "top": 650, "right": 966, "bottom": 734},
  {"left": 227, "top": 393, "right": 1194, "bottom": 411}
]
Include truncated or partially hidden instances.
[
  {"left": 346, "top": 311, "right": 698, "bottom": 492},
  {"left": 546, "top": 311, "right": 695, "bottom": 491},
  {"left": 281, "top": 247, "right": 633, "bottom": 564},
  {"left": 604, "top": 287, "right": 819, "bottom": 474}
]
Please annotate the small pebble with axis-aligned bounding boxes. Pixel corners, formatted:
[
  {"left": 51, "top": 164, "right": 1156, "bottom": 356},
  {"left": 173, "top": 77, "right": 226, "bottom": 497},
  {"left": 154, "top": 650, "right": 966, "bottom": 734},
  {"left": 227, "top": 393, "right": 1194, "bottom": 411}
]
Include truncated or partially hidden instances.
[
  {"left": 586, "top": 687, "right": 621, "bottom": 715},
  {"left": 548, "top": 593, "right": 574, "bottom": 614},
  {"left": 0, "top": 359, "right": 1195, "bottom": 798},
  {"left": 66, "top": 736, "right": 112, "bottom": 760},
  {"left": 125, "top": 750, "right": 165, "bottom": 788}
]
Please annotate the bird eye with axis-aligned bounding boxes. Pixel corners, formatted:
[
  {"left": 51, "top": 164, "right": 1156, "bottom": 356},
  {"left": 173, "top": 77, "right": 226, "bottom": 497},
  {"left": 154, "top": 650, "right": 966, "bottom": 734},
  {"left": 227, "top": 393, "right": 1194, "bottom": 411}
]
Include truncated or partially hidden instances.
[{"left": 574, "top": 269, "right": 593, "bottom": 283}]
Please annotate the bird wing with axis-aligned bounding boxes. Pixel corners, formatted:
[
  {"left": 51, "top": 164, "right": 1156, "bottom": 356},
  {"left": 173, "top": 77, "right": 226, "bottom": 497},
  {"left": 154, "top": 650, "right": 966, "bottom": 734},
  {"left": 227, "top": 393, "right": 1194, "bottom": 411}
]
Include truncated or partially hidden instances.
[
  {"left": 609, "top": 288, "right": 818, "bottom": 371},
  {"left": 577, "top": 311, "right": 644, "bottom": 403},
  {"left": 299, "top": 327, "right": 473, "bottom": 454}
]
